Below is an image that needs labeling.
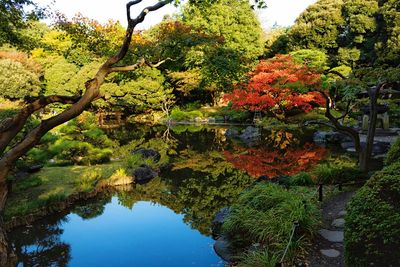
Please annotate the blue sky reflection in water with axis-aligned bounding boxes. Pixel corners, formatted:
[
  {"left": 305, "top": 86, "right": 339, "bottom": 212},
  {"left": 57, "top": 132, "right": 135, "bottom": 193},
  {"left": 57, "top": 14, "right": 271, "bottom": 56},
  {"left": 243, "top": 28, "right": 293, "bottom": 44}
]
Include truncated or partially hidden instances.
[{"left": 59, "top": 199, "right": 223, "bottom": 267}]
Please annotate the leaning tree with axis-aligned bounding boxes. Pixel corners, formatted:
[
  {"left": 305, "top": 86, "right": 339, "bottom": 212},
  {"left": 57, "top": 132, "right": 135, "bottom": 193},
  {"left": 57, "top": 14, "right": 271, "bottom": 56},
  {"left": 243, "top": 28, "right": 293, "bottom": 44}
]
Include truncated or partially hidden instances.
[
  {"left": 0, "top": 1, "right": 174, "bottom": 265},
  {"left": 0, "top": 0, "right": 267, "bottom": 264}
]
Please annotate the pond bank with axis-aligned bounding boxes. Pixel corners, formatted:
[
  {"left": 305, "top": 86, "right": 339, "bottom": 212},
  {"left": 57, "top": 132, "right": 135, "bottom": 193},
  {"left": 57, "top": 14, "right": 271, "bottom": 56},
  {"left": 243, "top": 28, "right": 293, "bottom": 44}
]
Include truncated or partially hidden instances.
[{"left": 4, "top": 162, "right": 135, "bottom": 230}]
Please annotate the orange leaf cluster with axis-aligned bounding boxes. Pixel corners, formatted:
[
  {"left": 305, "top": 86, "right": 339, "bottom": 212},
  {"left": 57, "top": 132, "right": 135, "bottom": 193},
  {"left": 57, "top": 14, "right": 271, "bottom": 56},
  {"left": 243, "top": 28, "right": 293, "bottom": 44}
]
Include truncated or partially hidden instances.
[
  {"left": 224, "top": 55, "right": 325, "bottom": 113},
  {"left": 224, "top": 143, "right": 327, "bottom": 178}
]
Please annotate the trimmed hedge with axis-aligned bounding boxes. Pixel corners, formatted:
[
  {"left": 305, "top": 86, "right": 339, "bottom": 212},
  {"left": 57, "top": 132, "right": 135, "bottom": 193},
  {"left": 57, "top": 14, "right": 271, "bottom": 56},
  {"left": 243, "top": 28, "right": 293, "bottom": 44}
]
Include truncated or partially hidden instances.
[{"left": 344, "top": 162, "right": 400, "bottom": 266}]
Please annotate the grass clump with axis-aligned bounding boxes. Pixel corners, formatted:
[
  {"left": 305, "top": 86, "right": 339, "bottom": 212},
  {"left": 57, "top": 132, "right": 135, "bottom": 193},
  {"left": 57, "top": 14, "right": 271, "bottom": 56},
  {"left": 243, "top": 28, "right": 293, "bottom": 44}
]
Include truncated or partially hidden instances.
[
  {"left": 15, "top": 175, "right": 42, "bottom": 191},
  {"left": 237, "top": 250, "right": 278, "bottom": 267},
  {"left": 222, "top": 183, "right": 319, "bottom": 264},
  {"left": 314, "top": 163, "right": 364, "bottom": 184},
  {"left": 289, "top": 172, "right": 314, "bottom": 186},
  {"left": 74, "top": 169, "right": 102, "bottom": 192},
  {"left": 344, "top": 162, "right": 400, "bottom": 266}
]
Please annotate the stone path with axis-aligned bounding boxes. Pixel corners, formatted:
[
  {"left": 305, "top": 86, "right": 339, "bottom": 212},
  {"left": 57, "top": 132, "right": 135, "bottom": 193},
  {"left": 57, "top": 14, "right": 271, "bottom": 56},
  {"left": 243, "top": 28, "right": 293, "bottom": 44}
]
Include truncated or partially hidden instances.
[{"left": 306, "top": 191, "right": 355, "bottom": 267}]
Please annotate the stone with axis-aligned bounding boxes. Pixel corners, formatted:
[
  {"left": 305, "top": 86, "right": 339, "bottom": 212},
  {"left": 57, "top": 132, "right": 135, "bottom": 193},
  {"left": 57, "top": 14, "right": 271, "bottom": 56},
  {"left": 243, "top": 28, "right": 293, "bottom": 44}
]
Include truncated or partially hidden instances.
[
  {"left": 131, "top": 148, "right": 161, "bottom": 162},
  {"left": 26, "top": 164, "right": 44, "bottom": 173},
  {"left": 133, "top": 165, "right": 158, "bottom": 184},
  {"left": 313, "top": 131, "right": 352, "bottom": 145},
  {"left": 211, "top": 207, "right": 231, "bottom": 238},
  {"left": 239, "top": 126, "right": 260, "bottom": 141},
  {"left": 318, "top": 229, "right": 344, "bottom": 242},
  {"left": 225, "top": 128, "right": 239, "bottom": 138},
  {"left": 340, "top": 141, "right": 354, "bottom": 150},
  {"left": 214, "top": 237, "right": 233, "bottom": 262},
  {"left": 320, "top": 249, "right": 340, "bottom": 258},
  {"left": 338, "top": 210, "right": 347, "bottom": 216},
  {"left": 332, "top": 218, "right": 345, "bottom": 228}
]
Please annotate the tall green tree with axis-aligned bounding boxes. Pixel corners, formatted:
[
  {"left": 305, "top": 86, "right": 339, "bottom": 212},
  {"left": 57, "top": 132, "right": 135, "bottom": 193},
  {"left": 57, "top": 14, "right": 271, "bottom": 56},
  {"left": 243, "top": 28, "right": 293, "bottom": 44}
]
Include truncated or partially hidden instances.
[
  {"left": 182, "top": 0, "right": 263, "bottom": 61},
  {"left": 287, "top": 0, "right": 400, "bottom": 67}
]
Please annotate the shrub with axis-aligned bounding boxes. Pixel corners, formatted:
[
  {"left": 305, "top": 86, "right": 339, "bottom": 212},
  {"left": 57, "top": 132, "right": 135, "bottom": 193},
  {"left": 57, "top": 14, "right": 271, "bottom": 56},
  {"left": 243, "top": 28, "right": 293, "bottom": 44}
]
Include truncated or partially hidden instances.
[
  {"left": 344, "top": 162, "right": 400, "bottom": 266},
  {"left": 314, "top": 163, "right": 364, "bottom": 184},
  {"left": 290, "top": 172, "right": 314, "bottom": 186},
  {"left": 170, "top": 108, "right": 188, "bottom": 121},
  {"left": 125, "top": 153, "right": 156, "bottom": 171},
  {"left": 222, "top": 183, "right": 319, "bottom": 263},
  {"left": 384, "top": 137, "right": 400, "bottom": 166},
  {"left": 212, "top": 104, "right": 252, "bottom": 123},
  {"left": 170, "top": 107, "right": 204, "bottom": 121}
]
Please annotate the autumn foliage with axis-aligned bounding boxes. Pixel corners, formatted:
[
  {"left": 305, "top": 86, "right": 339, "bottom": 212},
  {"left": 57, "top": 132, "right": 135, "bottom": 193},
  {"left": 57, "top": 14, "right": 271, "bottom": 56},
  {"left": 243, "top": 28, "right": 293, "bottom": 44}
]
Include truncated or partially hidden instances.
[
  {"left": 224, "top": 55, "right": 326, "bottom": 115},
  {"left": 224, "top": 143, "right": 327, "bottom": 178}
]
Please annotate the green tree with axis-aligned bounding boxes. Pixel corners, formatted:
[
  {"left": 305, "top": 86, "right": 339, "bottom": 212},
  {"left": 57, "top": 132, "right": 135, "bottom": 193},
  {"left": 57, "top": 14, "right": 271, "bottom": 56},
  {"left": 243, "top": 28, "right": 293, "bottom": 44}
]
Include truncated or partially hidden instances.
[
  {"left": 0, "top": 59, "right": 41, "bottom": 99},
  {"left": 0, "top": 0, "right": 44, "bottom": 47},
  {"left": 288, "top": 0, "right": 400, "bottom": 67},
  {"left": 290, "top": 49, "right": 329, "bottom": 70},
  {"left": 288, "top": 0, "right": 345, "bottom": 54},
  {"left": 182, "top": 0, "right": 263, "bottom": 60}
]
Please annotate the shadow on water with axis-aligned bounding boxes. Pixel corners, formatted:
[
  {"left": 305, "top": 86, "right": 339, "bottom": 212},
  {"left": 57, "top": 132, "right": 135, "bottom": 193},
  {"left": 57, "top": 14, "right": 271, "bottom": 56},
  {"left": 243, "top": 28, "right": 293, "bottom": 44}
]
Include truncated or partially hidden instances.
[{"left": 8, "top": 124, "right": 333, "bottom": 266}]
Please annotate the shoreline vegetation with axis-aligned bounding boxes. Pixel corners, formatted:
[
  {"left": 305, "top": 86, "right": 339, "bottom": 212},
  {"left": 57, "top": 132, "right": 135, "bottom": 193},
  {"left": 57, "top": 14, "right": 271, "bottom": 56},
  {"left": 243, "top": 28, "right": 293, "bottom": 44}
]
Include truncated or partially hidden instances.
[{"left": 1, "top": 0, "right": 399, "bottom": 265}]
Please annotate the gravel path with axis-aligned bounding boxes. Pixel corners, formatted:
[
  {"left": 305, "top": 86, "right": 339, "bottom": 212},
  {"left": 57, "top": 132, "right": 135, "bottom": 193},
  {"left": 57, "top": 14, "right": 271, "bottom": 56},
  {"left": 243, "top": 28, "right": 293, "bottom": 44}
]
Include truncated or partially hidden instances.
[{"left": 306, "top": 191, "right": 355, "bottom": 267}]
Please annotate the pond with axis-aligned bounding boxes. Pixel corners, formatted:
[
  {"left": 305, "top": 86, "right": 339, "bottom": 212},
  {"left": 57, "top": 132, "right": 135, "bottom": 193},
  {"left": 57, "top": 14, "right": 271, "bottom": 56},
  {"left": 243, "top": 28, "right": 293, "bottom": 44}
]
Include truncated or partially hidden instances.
[{"left": 8, "top": 124, "right": 335, "bottom": 266}]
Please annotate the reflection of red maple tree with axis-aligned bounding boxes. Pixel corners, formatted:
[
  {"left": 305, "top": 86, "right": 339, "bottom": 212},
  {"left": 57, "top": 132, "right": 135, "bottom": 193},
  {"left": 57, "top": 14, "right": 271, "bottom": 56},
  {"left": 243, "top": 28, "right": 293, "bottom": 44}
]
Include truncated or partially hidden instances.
[
  {"left": 224, "top": 143, "right": 327, "bottom": 178},
  {"left": 224, "top": 55, "right": 326, "bottom": 115}
]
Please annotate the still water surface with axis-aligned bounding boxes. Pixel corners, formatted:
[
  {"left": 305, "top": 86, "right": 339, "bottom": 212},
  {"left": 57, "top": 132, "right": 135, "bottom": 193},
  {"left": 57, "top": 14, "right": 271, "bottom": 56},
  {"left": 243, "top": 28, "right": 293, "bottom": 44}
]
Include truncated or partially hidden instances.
[{"left": 9, "top": 125, "right": 331, "bottom": 266}]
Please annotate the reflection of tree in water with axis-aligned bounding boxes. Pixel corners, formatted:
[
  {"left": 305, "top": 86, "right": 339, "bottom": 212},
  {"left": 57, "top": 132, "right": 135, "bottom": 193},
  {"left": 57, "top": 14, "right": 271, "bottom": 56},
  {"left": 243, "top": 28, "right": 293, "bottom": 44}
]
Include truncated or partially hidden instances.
[
  {"left": 71, "top": 195, "right": 111, "bottom": 220},
  {"left": 224, "top": 143, "right": 327, "bottom": 177},
  {"left": 165, "top": 149, "right": 254, "bottom": 235},
  {"left": 8, "top": 216, "right": 71, "bottom": 267}
]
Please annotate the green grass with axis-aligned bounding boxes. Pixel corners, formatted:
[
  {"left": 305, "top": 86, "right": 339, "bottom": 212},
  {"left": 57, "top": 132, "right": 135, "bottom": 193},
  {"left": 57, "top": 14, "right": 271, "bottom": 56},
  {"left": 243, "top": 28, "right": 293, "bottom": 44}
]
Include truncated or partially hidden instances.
[
  {"left": 222, "top": 183, "right": 320, "bottom": 264},
  {"left": 5, "top": 162, "right": 123, "bottom": 221}
]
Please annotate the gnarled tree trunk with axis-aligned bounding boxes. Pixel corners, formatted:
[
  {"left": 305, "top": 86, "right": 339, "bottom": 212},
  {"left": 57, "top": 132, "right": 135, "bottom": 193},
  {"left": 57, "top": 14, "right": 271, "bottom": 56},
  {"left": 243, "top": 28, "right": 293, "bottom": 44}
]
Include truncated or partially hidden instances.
[{"left": 0, "top": 1, "right": 171, "bottom": 264}]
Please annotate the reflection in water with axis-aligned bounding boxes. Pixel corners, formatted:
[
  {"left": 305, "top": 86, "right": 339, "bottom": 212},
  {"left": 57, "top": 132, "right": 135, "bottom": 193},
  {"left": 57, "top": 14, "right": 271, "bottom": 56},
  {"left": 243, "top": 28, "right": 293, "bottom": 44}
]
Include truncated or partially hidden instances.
[
  {"left": 224, "top": 143, "right": 327, "bottom": 177},
  {"left": 9, "top": 217, "right": 71, "bottom": 266},
  {"left": 8, "top": 125, "right": 329, "bottom": 266}
]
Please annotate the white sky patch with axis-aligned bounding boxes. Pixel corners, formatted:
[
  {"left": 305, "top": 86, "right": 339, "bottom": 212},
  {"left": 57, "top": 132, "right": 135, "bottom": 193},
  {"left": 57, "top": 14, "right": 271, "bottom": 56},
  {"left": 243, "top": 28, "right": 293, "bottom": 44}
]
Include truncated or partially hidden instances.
[{"left": 37, "top": 0, "right": 316, "bottom": 30}]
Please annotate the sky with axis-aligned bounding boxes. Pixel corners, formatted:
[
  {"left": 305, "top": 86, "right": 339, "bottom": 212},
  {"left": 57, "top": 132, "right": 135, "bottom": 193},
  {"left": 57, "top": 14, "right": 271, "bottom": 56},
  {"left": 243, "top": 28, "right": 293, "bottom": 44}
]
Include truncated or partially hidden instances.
[{"left": 37, "top": 0, "right": 316, "bottom": 30}]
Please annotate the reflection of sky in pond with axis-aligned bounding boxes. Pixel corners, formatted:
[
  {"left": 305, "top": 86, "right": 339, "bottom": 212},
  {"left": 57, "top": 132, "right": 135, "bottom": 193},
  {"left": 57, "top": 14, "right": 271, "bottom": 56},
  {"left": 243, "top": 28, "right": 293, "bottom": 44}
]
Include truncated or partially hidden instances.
[{"left": 61, "top": 198, "right": 223, "bottom": 267}]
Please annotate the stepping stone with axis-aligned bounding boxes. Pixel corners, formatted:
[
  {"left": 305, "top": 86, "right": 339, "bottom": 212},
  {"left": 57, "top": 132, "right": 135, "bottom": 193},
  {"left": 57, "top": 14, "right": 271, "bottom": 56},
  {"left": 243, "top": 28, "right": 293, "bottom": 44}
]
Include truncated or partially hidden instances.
[
  {"left": 319, "top": 229, "right": 344, "bottom": 242},
  {"left": 332, "top": 218, "right": 345, "bottom": 228},
  {"left": 320, "top": 249, "right": 340, "bottom": 258},
  {"left": 338, "top": 210, "right": 347, "bottom": 216}
]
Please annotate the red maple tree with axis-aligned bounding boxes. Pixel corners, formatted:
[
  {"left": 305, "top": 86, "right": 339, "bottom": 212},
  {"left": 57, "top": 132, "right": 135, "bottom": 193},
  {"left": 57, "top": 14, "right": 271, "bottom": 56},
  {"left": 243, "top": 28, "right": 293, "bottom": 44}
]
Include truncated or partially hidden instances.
[{"left": 224, "top": 55, "right": 326, "bottom": 115}]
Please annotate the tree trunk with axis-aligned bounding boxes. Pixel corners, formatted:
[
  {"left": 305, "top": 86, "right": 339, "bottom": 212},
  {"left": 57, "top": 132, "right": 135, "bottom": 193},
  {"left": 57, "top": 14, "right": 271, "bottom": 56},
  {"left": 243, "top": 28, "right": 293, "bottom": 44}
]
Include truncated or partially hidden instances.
[
  {"left": 0, "top": 167, "right": 16, "bottom": 267},
  {"left": 359, "top": 85, "right": 380, "bottom": 173}
]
